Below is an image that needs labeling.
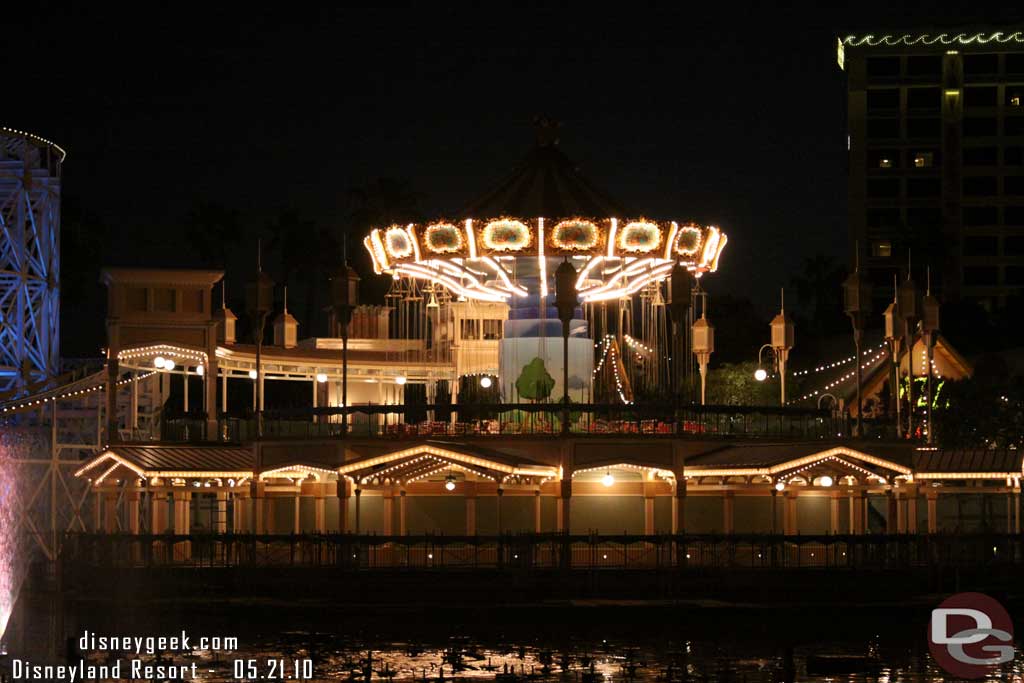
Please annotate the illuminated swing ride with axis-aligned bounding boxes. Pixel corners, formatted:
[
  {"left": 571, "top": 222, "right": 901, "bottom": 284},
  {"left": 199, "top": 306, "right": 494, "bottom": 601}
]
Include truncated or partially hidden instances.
[{"left": 363, "top": 126, "right": 728, "bottom": 404}]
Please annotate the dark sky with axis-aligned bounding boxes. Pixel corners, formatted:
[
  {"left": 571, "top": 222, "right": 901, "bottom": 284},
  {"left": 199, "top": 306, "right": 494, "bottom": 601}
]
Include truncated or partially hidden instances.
[{"left": 5, "top": 2, "right": 1017, "bottom": 355}]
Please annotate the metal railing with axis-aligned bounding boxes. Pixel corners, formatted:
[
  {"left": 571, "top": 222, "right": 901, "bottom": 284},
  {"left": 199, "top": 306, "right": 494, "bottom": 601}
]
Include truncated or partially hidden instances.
[
  {"left": 60, "top": 532, "right": 1023, "bottom": 571},
  {"left": 162, "top": 403, "right": 841, "bottom": 443}
]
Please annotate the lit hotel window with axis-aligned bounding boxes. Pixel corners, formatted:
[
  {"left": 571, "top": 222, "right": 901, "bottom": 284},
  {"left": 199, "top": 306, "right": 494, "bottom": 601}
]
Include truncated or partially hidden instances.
[
  {"left": 879, "top": 158, "right": 893, "bottom": 168},
  {"left": 872, "top": 241, "right": 892, "bottom": 258},
  {"left": 914, "top": 152, "right": 934, "bottom": 168}
]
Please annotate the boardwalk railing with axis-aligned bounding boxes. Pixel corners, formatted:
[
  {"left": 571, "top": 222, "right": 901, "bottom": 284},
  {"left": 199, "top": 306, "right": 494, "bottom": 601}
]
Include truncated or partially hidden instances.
[
  {"left": 60, "top": 532, "right": 1024, "bottom": 572},
  {"left": 163, "top": 403, "right": 841, "bottom": 442}
]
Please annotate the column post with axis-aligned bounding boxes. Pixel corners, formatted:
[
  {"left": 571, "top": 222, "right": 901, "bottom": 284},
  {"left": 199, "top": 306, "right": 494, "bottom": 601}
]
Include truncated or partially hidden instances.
[
  {"left": 783, "top": 491, "right": 797, "bottom": 535},
  {"left": 172, "top": 489, "right": 191, "bottom": 560},
  {"left": 314, "top": 484, "right": 326, "bottom": 534},
  {"left": 534, "top": 489, "right": 542, "bottom": 533},
  {"left": 496, "top": 487, "right": 504, "bottom": 534},
  {"left": 907, "top": 485, "right": 919, "bottom": 534},
  {"left": 383, "top": 489, "right": 394, "bottom": 536},
  {"left": 1015, "top": 487, "right": 1021, "bottom": 535},
  {"left": 215, "top": 491, "right": 228, "bottom": 534},
  {"left": 644, "top": 495, "right": 655, "bottom": 535},
  {"left": 927, "top": 491, "right": 938, "bottom": 533},
  {"left": 205, "top": 354, "right": 219, "bottom": 439},
  {"left": 337, "top": 478, "right": 351, "bottom": 533},
  {"left": 103, "top": 491, "right": 119, "bottom": 533},
  {"left": 127, "top": 491, "right": 140, "bottom": 535},
  {"left": 399, "top": 489, "right": 407, "bottom": 536},
  {"left": 233, "top": 490, "right": 246, "bottom": 533},
  {"left": 354, "top": 488, "right": 362, "bottom": 534},
  {"left": 151, "top": 491, "right": 168, "bottom": 534},
  {"left": 886, "top": 488, "right": 897, "bottom": 534},
  {"left": 556, "top": 478, "right": 572, "bottom": 532},
  {"left": 722, "top": 491, "right": 735, "bottom": 535},
  {"left": 771, "top": 488, "right": 778, "bottom": 535},
  {"left": 829, "top": 493, "right": 840, "bottom": 535},
  {"left": 672, "top": 477, "right": 686, "bottom": 534},
  {"left": 465, "top": 482, "right": 477, "bottom": 536}
]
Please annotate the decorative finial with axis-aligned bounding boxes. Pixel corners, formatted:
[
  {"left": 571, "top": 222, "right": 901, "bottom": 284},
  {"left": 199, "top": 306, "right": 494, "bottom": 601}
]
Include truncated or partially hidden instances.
[
  {"left": 222, "top": 280, "right": 227, "bottom": 309},
  {"left": 284, "top": 286, "right": 288, "bottom": 313},
  {"left": 257, "top": 238, "right": 262, "bottom": 273},
  {"left": 780, "top": 287, "right": 785, "bottom": 313},
  {"left": 533, "top": 116, "right": 560, "bottom": 147}
]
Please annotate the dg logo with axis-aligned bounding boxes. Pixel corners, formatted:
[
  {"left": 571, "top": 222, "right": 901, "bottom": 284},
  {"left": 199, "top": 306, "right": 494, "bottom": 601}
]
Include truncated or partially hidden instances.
[{"left": 929, "top": 592, "right": 1015, "bottom": 679}]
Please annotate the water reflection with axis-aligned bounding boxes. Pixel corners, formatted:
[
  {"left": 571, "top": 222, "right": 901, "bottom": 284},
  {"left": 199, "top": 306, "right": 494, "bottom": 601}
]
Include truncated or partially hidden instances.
[
  {"left": 69, "top": 628, "right": 1012, "bottom": 682},
  {"left": 9, "top": 591, "right": 1024, "bottom": 683}
]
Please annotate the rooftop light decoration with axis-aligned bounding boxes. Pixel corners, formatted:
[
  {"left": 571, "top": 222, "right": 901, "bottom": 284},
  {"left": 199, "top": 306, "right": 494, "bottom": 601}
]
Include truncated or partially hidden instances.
[{"left": 364, "top": 217, "right": 727, "bottom": 303}]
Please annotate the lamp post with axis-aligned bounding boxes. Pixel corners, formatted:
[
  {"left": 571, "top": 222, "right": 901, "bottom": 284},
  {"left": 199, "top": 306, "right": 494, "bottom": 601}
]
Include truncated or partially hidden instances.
[
  {"left": 898, "top": 259, "right": 919, "bottom": 438},
  {"left": 883, "top": 275, "right": 903, "bottom": 438},
  {"left": 842, "top": 251, "right": 872, "bottom": 437},
  {"left": 667, "top": 264, "right": 691, "bottom": 397},
  {"left": 245, "top": 247, "right": 274, "bottom": 439},
  {"left": 331, "top": 261, "right": 360, "bottom": 436},
  {"left": 921, "top": 268, "right": 940, "bottom": 445},
  {"left": 755, "top": 344, "right": 773, "bottom": 383},
  {"left": 691, "top": 300, "right": 714, "bottom": 405},
  {"left": 555, "top": 258, "right": 578, "bottom": 436},
  {"left": 770, "top": 289, "right": 794, "bottom": 405}
]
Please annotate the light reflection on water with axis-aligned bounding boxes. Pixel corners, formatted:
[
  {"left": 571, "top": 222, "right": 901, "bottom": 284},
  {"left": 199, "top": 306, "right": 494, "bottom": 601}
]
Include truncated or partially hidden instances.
[{"left": 77, "top": 630, "right": 1024, "bottom": 682}]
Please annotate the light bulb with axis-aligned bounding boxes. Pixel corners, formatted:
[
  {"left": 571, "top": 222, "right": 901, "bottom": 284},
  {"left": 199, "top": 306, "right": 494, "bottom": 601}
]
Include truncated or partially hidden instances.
[
  {"left": 480, "top": 376, "right": 492, "bottom": 388},
  {"left": 774, "top": 482, "right": 785, "bottom": 491},
  {"left": 195, "top": 364, "right": 204, "bottom": 376},
  {"left": 163, "top": 359, "right": 176, "bottom": 371},
  {"left": 154, "top": 356, "right": 166, "bottom": 369},
  {"left": 819, "top": 476, "right": 834, "bottom": 487},
  {"left": 395, "top": 376, "right": 407, "bottom": 385},
  {"left": 248, "top": 369, "right": 258, "bottom": 380},
  {"left": 754, "top": 368, "right": 768, "bottom": 382},
  {"left": 602, "top": 472, "right": 614, "bottom": 487},
  {"left": 445, "top": 478, "right": 456, "bottom": 491},
  {"left": 316, "top": 373, "right": 328, "bottom": 383}
]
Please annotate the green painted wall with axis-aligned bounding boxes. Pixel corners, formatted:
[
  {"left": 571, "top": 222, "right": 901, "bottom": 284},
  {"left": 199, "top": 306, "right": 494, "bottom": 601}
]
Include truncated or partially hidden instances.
[
  {"left": 406, "top": 496, "right": 466, "bottom": 534},
  {"left": 497, "top": 497, "right": 536, "bottom": 533},
  {"left": 570, "top": 496, "right": 644, "bottom": 534},
  {"left": 796, "top": 497, "right": 828, "bottom": 534},
  {"left": 326, "top": 497, "right": 340, "bottom": 531},
  {"left": 357, "top": 497, "right": 385, "bottom": 533},
  {"left": 684, "top": 497, "right": 723, "bottom": 533},
  {"left": 475, "top": 497, "right": 499, "bottom": 534},
  {"left": 540, "top": 497, "right": 557, "bottom": 531},
  {"left": 867, "top": 495, "right": 888, "bottom": 533},
  {"left": 299, "top": 498, "right": 315, "bottom": 532},
  {"left": 654, "top": 497, "right": 671, "bottom": 533},
  {"left": 936, "top": 494, "right": 1011, "bottom": 532},
  {"left": 733, "top": 497, "right": 773, "bottom": 533}
]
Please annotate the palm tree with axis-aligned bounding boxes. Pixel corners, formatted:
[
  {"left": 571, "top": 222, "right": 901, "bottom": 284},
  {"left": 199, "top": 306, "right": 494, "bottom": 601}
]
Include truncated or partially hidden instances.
[
  {"left": 344, "top": 178, "right": 424, "bottom": 302},
  {"left": 790, "top": 253, "right": 848, "bottom": 341},
  {"left": 185, "top": 202, "right": 242, "bottom": 268}
]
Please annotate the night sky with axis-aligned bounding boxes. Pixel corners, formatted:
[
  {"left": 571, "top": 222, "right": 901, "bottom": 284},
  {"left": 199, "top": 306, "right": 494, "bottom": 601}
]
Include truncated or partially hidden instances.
[{"left": 5, "top": 2, "right": 1018, "bottom": 357}]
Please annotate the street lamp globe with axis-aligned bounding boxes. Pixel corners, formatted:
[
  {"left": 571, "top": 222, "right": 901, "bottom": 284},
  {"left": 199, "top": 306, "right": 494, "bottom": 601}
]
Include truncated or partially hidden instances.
[{"left": 754, "top": 367, "right": 768, "bottom": 382}]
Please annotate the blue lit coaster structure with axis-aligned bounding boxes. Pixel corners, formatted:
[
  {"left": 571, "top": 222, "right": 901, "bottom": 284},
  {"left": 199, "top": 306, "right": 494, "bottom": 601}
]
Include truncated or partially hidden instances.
[
  {"left": 0, "top": 127, "right": 64, "bottom": 396},
  {"left": 364, "top": 134, "right": 727, "bottom": 403}
]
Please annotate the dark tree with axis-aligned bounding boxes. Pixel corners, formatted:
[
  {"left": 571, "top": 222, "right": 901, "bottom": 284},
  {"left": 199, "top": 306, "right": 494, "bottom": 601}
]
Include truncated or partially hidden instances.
[{"left": 184, "top": 201, "right": 243, "bottom": 268}]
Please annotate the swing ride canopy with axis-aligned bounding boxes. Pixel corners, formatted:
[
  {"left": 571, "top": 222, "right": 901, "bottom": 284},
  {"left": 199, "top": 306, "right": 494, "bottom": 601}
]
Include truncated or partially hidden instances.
[{"left": 363, "top": 131, "right": 728, "bottom": 304}]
